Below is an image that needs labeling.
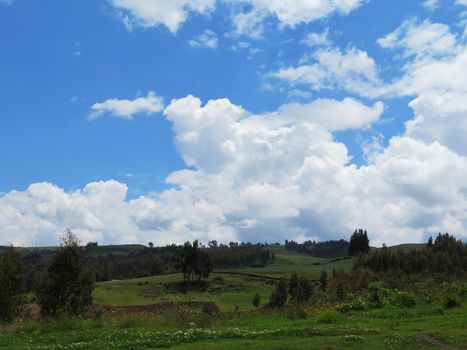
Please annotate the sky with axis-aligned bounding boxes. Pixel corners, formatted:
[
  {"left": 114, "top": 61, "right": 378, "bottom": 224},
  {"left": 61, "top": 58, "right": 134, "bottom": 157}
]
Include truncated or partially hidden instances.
[{"left": 1, "top": 0, "right": 467, "bottom": 247}]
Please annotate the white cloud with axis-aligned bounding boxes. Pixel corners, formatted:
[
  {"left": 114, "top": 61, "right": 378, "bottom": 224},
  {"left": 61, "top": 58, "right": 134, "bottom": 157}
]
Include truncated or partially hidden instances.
[
  {"left": 456, "top": 0, "right": 467, "bottom": 6},
  {"left": 108, "top": 0, "right": 366, "bottom": 36},
  {"left": 422, "top": 0, "right": 439, "bottom": 11},
  {"left": 189, "top": 29, "right": 218, "bottom": 49},
  {"left": 109, "top": 0, "right": 215, "bottom": 33},
  {"left": 275, "top": 98, "right": 384, "bottom": 131},
  {"left": 89, "top": 91, "right": 164, "bottom": 120},
  {"left": 232, "top": 0, "right": 365, "bottom": 37},
  {"left": 301, "top": 29, "right": 331, "bottom": 47},
  {"left": 271, "top": 46, "right": 380, "bottom": 97},
  {"left": 3, "top": 93, "right": 467, "bottom": 247},
  {"left": 0, "top": 0, "right": 13, "bottom": 4},
  {"left": 377, "top": 20, "right": 458, "bottom": 59}
]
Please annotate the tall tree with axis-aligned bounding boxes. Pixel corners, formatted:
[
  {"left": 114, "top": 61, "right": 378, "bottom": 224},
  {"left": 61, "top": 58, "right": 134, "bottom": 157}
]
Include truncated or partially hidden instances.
[
  {"left": 36, "top": 229, "right": 95, "bottom": 317},
  {"left": 176, "top": 240, "right": 212, "bottom": 282},
  {"left": 349, "top": 229, "right": 370, "bottom": 256},
  {"left": 0, "top": 247, "right": 24, "bottom": 323}
]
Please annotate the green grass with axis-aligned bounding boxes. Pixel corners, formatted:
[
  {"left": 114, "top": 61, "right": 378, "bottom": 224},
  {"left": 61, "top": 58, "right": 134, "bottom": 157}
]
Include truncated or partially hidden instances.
[
  {"left": 93, "top": 273, "right": 276, "bottom": 311},
  {"left": 92, "top": 250, "right": 352, "bottom": 310},
  {"left": 1, "top": 303, "right": 466, "bottom": 349},
  {"left": 221, "top": 252, "right": 352, "bottom": 280}
]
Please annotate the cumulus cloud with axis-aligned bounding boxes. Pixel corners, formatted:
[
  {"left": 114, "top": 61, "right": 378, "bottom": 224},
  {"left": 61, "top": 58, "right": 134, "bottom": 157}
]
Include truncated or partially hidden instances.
[
  {"left": 271, "top": 46, "right": 380, "bottom": 97},
  {"left": 109, "top": 0, "right": 215, "bottom": 33},
  {"left": 2, "top": 92, "right": 467, "bottom": 247},
  {"left": 188, "top": 29, "right": 218, "bottom": 49},
  {"left": 89, "top": 91, "right": 164, "bottom": 120},
  {"left": 377, "top": 19, "right": 458, "bottom": 59},
  {"left": 109, "top": 0, "right": 365, "bottom": 36},
  {"left": 231, "top": 0, "right": 365, "bottom": 37}
]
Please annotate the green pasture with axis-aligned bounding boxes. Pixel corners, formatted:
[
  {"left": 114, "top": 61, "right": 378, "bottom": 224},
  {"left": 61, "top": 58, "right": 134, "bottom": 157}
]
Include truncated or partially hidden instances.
[
  {"left": 1, "top": 302, "right": 466, "bottom": 349},
  {"left": 93, "top": 250, "right": 353, "bottom": 310}
]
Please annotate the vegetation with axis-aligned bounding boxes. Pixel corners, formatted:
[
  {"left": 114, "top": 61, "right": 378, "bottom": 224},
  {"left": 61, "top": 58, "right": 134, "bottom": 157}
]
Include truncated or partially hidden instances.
[
  {"left": 0, "top": 247, "right": 24, "bottom": 323},
  {"left": 36, "top": 230, "right": 95, "bottom": 317},
  {"left": 348, "top": 229, "right": 370, "bottom": 256},
  {"left": 284, "top": 239, "right": 349, "bottom": 258},
  {"left": 1, "top": 230, "right": 466, "bottom": 349}
]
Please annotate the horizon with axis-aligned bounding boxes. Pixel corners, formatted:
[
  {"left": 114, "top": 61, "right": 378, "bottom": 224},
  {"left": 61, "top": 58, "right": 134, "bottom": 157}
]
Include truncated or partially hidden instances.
[{"left": 1, "top": 0, "right": 467, "bottom": 247}]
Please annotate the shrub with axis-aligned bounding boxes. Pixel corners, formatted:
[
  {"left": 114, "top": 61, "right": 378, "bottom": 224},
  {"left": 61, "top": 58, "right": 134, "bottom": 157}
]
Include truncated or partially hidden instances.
[
  {"left": 268, "top": 279, "right": 288, "bottom": 308},
  {"left": 201, "top": 302, "right": 219, "bottom": 316},
  {"left": 368, "top": 282, "right": 389, "bottom": 308},
  {"left": 286, "top": 305, "right": 308, "bottom": 320},
  {"left": 252, "top": 292, "right": 261, "bottom": 308},
  {"left": 444, "top": 295, "right": 462, "bottom": 308},
  {"left": 317, "top": 310, "right": 341, "bottom": 324},
  {"left": 338, "top": 295, "right": 366, "bottom": 313},
  {"left": 390, "top": 291, "right": 416, "bottom": 308}
]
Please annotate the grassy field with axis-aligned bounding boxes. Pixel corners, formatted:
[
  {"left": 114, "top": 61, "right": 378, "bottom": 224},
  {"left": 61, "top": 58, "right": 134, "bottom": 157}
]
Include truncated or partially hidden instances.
[
  {"left": 93, "top": 248, "right": 353, "bottom": 311},
  {"left": 1, "top": 303, "right": 466, "bottom": 349},
  {"left": 3, "top": 244, "right": 466, "bottom": 349}
]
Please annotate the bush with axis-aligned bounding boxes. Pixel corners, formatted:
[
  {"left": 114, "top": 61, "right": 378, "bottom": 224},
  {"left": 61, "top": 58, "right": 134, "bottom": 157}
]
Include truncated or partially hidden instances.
[
  {"left": 338, "top": 295, "right": 366, "bottom": 313},
  {"left": 286, "top": 306, "right": 308, "bottom": 320},
  {"left": 444, "top": 295, "right": 462, "bottom": 308},
  {"left": 252, "top": 292, "right": 261, "bottom": 308},
  {"left": 201, "top": 302, "right": 219, "bottom": 316},
  {"left": 390, "top": 291, "right": 416, "bottom": 308},
  {"left": 268, "top": 280, "right": 288, "bottom": 308},
  {"left": 317, "top": 310, "right": 341, "bottom": 324},
  {"left": 368, "top": 282, "right": 389, "bottom": 308}
]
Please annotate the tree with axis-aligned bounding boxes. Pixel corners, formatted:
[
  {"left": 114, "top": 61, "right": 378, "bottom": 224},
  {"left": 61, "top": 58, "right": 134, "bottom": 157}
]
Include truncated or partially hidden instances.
[
  {"left": 296, "top": 276, "right": 313, "bottom": 303},
  {"left": 252, "top": 292, "right": 261, "bottom": 308},
  {"left": 36, "top": 229, "right": 95, "bottom": 317},
  {"left": 0, "top": 247, "right": 24, "bottom": 323},
  {"left": 288, "top": 273, "right": 299, "bottom": 303},
  {"left": 176, "top": 240, "right": 212, "bottom": 282},
  {"left": 319, "top": 270, "right": 328, "bottom": 291},
  {"left": 269, "top": 279, "right": 288, "bottom": 308},
  {"left": 349, "top": 229, "right": 370, "bottom": 256}
]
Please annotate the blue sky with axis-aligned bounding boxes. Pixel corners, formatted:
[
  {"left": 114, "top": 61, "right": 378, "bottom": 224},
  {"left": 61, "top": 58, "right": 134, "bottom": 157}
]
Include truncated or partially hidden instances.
[{"left": 1, "top": 0, "right": 467, "bottom": 246}]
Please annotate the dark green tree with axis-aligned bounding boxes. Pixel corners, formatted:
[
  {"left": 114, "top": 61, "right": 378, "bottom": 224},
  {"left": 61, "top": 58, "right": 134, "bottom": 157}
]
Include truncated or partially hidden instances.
[
  {"left": 289, "top": 273, "right": 313, "bottom": 304},
  {"left": 269, "top": 279, "right": 288, "bottom": 308},
  {"left": 349, "top": 229, "right": 370, "bottom": 256},
  {"left": 0, "top": 247, "right": 24, "bottom": 323},
  {"left": 176, "top": 240, "right": 212, "bottom": 282},
  {"left": 36, "top": 229, "right": 95, "bottom": 317},
  {"left": 252, "top": 292, "right": 261, "bottom": 308}
]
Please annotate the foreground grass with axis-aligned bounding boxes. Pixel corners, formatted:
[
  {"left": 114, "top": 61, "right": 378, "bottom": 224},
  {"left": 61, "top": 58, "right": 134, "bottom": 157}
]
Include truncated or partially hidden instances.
[{"left": 1, "top": 303, "right": 466, "bottom": 349}]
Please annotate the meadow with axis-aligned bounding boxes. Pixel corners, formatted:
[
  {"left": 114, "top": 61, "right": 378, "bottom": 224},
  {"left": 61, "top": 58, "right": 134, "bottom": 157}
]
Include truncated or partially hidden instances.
[
  {"left": 1, "top": 242, "right": 466, "bottom": 350},
  {"left": 1, "top": 303, "right": 466, "bottom": 349},
  {"left": 93, "top": 246, "right": 351, "bottom": 310}
]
